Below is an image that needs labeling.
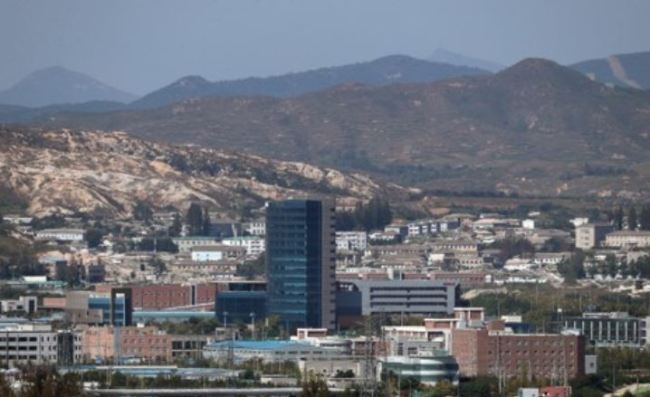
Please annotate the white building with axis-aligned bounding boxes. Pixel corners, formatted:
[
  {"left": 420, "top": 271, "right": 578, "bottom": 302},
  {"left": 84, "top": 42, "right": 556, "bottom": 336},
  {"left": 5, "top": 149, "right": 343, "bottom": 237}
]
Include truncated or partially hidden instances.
[
  {"left": 335, "top": 231, "right": 367, "bottom": 251},
  {"left": 1, "top": 215, "right": 33, "bottom": 225},
  {"left": 243, "top": 220, "right": 266, "bottom": 236},
  {"left": 203, "top": 340, "right": 340, "bottom": 364},
  {"left": 533, "top": 252, "right": 571, "bottom": 266},
  {"left": 222, "top": 236, "right": 265, "bottom": 256},
  {"left": 575, "top": 223, "right": 614, "bottom": 250},
  {"left": 605, "top": 231, "right": 650, "bottom": 248},
  {"left": 522, "top": 219, "right": 535, "bottom": 230},
  {"left": 503, "top": 258, "right": 537, "bottom": 272},
  {"left": 0, "top": 323, "right": 82, "bottom": 367},
  {"left": 172, "top": 236, "right": 219, "bottom": 253},
  {"left": 190, "top": 245, "right": 247, "bottom": 262},
  {"left": 35, "top": 228, "right": 84, "bottom": 242},
  {"left": 0, "top": 296, "right": 38, "bottom": 314}
]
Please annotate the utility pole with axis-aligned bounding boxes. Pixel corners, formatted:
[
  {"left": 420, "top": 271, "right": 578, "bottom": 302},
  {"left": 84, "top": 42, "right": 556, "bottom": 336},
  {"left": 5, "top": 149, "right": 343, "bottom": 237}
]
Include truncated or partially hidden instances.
[
  {"left": 362, "top": 315, "right": 377, "bottom": 397},
  {"left": 250, "top": 312, "right": 256, "bottom": 340}
]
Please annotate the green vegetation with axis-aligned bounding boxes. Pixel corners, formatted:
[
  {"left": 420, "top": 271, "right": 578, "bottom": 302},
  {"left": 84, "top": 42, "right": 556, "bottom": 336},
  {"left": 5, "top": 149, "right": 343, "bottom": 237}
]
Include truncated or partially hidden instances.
[
  {"left": 154, "top": 317, "right": 220, "bottom": 335},
  {"left": 0, "top": 235, "right": 47, "bottom": 280},
  {"left": 168, "top": 213, "right": 182, "bottom": 237},
  {"left": 136, "top": 237, "right": 178, "bottom": 253},
  {"left": 301, "top": 375, "right": 329, "bottom": 397},
  {"left": 615, "top": 203, "right": 650, "bottom": 231},
  {"left": 336, "top": 196, "right": 392, "bottom": 232},
  {"left": 556, "top": 251, "right": 586, "bottom": 284},
  {"left": 470, "top": 285, "right": 650, "bottom": 329},
  {"left": 133, "top": 200, "right": 153, "bottom": 223},
  {"left": 0, "top": 366, "right": 86, "bottom": 397},
  {"left": 54, "top": 261, "right": 85, "bottom": 287},
  {"left": 186, "top": 202, "right": 211, "bottom": 236},
  {"left": 0, "top": 186, "right": 27, "bottom": 215},
  {"left": 236, "top": 255, "right": 265, "bottom": 280},
  {"left": 488, "top": 237, "right": 535, "bottom": 265}
]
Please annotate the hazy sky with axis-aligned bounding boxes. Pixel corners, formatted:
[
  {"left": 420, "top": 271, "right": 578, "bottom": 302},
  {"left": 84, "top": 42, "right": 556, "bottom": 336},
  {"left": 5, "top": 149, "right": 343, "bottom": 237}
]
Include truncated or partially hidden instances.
[{"left": 1, "top": 0, "right": 649, "bottom": 95}]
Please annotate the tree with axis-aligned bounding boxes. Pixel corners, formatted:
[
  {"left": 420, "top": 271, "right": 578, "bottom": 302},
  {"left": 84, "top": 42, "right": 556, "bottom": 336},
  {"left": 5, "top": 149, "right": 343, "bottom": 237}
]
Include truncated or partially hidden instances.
[
  {"left": 540, "top": 237, "right": 572, "bottom": 252},
  {"left": 336, "top": 211, "right": 356, "bottom": 231},
  {"left": 640, "top": 203, "right": 650, "bottom": 230},
  {"left": 150, "top": 256, "right": 167, "bottom": 276},
  {"left": 202, "top": 208, "right": 212, "bottom": 236},
  {"left": 334, "top": 369, "right": 355, "bottom": 378},
  {"left": 0, "top": 373, "right": 15, "bottom": 397},
  {"left": 236, "top": 255, "right": 265, "bottom": 280},
  {"left": 302, "top": 375, "right": 329, "bottom": 397},
  {"left": 614, "top": 206, "right": 624, "bottom": 230},
  {"left": 431, "top": 379, "right": 456, "bottom": 397},
  {"left": 133, "top": 200, "right": 153, "bottom": 223},
  {"left": 489, "top": 237, "right": 535, "bottom": 265},
  {"left": 629, "top": 207, "right": 638, "bottom": 230},
  {"left": 84, "top": 228, "right": 105, "bottom": 248},
  {"left": 459, "top": 376, "right": 499, "bottom": 397},
  {"left": 557, "top": 251, "right": 586, "bottom": 284},
  {"left": 340, "top": 197, "right": 393, "bottom": 232},
  {"left": 186, "top": 203, "right": 203, "bottom": 236},
  {"left": 168, "top": 213, "right": 182, "bottom": 237}
]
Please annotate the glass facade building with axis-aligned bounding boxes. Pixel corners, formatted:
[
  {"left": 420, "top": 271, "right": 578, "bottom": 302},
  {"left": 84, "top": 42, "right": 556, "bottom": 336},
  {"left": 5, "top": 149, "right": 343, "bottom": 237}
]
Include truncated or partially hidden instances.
[
  {"left": 265, "top": 199, "right": 336, "bottom": 330},
  {"left": 87, "top": 288, "right": 132, "bottom": 326},
  {"left": 215, "top": 291, "right": 267, "bottom": 323}
]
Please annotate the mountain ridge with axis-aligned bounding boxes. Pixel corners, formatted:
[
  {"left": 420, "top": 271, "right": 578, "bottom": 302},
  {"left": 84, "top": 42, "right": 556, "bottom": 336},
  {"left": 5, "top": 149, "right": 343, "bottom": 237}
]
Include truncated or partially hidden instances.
[
  {"left": 130, "top": 54, "right": 489, "bottom": 109},
  {"left": 0, "top": 66, "right": 136, "bottom": 108},
  {"left": 30, "top": 58, "right": 650, "bottom": 199},
  {"left": 571, "top": 51, "right": 650, "bottom": 89},
  {"left": 428, "top": 48, "right": 504, "bottom": 72}
]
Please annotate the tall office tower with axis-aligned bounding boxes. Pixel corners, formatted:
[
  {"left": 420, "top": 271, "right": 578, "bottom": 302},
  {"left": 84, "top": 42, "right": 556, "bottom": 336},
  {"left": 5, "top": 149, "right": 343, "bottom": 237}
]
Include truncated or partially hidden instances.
[{"left": 265, "top": 199, "right": 336, "bottom": 330}]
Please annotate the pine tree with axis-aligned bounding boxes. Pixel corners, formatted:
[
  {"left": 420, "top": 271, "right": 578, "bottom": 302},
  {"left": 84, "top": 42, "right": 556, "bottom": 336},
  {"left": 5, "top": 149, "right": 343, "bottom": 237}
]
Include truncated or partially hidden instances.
[
  {"left": 186, "top": 203, "right": 203, "bottom": 235},
  {"left": 629, "top": 207, "right": 638, "bottom": 230},
  {"left": 202, "top": 207, "right": 212, "bottom": 236},
  {"left": 168, "top": 213, "right": 182, "bottom": 237},
  {"left": 640, "top": 203, "right": 650, "bottom": 230},
  {"left": 614, "top": 206, "right": 624, "bottom": 230}
]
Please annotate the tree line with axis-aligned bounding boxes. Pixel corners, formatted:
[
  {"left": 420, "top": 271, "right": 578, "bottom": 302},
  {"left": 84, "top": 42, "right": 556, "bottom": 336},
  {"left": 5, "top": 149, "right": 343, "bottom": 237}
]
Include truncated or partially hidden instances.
[
  {"left": 336, "top": 197, "right": 392, "bottom": 232},
  {"left": 612, "top": 203, "right": 650, "bottom": 231}
]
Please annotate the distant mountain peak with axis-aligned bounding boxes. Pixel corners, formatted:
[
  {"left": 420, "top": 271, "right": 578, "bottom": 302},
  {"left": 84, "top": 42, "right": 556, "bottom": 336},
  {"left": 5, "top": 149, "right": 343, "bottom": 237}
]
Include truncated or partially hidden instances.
[
  {"left": 172, "top": 75, "right": 210, "bottom": 87},
  {"left": 0, "top": 66, "right": 136, "bottom": 107},
  {"left": 496, "top": 58, "right": 593, "bottom": 88},
  {"left": 428, "top": 48, "right": 504, "bottom": 72}
]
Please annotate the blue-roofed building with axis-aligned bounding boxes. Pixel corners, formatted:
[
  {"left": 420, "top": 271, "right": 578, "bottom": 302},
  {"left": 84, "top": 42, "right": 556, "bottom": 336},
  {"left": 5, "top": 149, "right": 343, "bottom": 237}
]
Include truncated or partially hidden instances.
[
  {"left": 203, "top": 340, "right": 341, "bottom": 363},
  {"left": 60, "top": 365, "right": 239, "bottom": 380}
]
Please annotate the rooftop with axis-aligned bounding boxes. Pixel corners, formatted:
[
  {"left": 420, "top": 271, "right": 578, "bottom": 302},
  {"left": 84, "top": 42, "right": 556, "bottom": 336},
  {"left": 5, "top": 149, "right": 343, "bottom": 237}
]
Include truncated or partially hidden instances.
[{"left": 207, "top": 340, "right": 312, "bottom": 350}]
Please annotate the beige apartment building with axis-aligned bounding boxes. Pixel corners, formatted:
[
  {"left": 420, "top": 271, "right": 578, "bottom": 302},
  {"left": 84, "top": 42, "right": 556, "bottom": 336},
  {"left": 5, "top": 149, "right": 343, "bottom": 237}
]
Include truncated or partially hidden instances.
[{"left": 605, "top": 230, "right": 650, "bottom": 248}]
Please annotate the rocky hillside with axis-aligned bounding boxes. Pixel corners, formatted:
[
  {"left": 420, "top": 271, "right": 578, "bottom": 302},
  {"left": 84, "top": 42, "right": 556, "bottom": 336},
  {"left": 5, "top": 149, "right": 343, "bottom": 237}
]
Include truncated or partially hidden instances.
[
  {"left": 35, "top": 58, "right": 650, "bottom": 198},
  {"left": 0, "top": 128, "right": 413, "bottom": 218}
]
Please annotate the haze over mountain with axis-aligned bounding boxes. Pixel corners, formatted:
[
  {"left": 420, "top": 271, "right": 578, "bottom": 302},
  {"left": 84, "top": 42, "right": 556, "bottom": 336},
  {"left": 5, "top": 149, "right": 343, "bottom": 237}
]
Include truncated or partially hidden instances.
[
  {"left": 130, "top": 55, "right": 488, "bottom": 109},
  {"left": 571, "top": 51, "right": 650, "bottom": 90},
  {"left": 428, "top": 49, "right": 504, "bottom": 72},
  {"left": 0, "top": 66, "right": 136, "bottom": 107},
  {"left": 33, "top": 58, "right": 650, "bottom": 199}
]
